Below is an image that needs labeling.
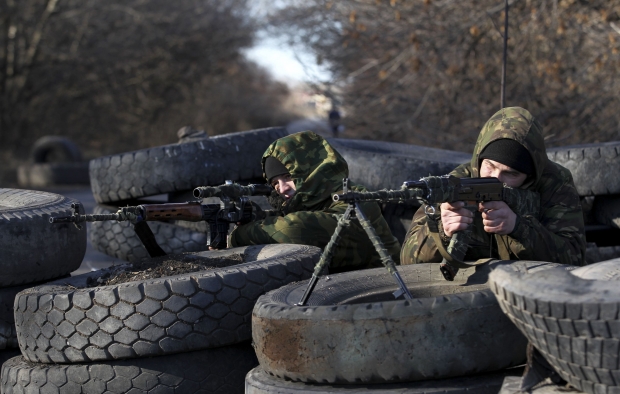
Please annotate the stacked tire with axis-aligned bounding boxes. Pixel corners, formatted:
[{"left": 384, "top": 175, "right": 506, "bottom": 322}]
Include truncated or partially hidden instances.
[
  {"left": 0, "top": 189, "right": 87, "bottom": 368},
  {"left": 547, "top": 142, "right": 620, "bottom": 264},
  {"left": 2, "top": 244, "right": 321, "bottom": 394},
  {"left": 87, "top": 127, "right": 288, "bottom": 262},
  {"left": 490, "top": 258, "right": 620, "bottom": 394},
  {"left": 247, "top": 260, "right": 564, "bottom": 393}
]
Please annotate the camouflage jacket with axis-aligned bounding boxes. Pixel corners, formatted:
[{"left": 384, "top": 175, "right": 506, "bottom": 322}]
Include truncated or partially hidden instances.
[
  {"left": 401, "top": 107, "right": 586, "bottom": 266},
  {"left": 229, "top": 131, "right": 401, "bottom": 272}
]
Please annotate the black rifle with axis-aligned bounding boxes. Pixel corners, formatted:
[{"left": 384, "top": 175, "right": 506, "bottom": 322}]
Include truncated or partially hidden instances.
[
  {"left": 50, "top": 182, "right": 273, "bottom": 256},
  {"left": 297, "top": 175, "right": 538, "bottom": 305}
]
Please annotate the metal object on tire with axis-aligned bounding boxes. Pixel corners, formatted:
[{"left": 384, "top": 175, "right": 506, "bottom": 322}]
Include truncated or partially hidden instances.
[
  {"left": 246, "top": 366, "right": 525, "bottom": 394},
  {"left": 547, "top": 141, "right": 620, "bottom": 196},
  {"left": 15, "top": 244, "right": 320, "bottom": 363},
  {"left": 2, "top": 343, "right": 257, "bottom": 394},
  {"left": 0, "top": 189, "right": 86, "bottom": 287},
  {"left": 89, "top": 127, "right": 289, "bottom": 204},
  {"left": 490, "top": 260, "right": 620, "bottom": 394},
  {"left": 252, "top": 260, "right": 561, "bottom": 384}
]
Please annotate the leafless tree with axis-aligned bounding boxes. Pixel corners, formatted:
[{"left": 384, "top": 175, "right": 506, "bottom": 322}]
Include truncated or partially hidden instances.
[
  {"left": 0, "top": 0, "right": 297, "bottom": 164},
  {"left": 270, "top": 0, "right": 620, "bottom": 151}
]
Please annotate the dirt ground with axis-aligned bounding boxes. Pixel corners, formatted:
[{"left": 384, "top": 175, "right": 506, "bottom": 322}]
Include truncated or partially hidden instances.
[{"left": 86, "top": 252, "right": 245, "bottom": 287}]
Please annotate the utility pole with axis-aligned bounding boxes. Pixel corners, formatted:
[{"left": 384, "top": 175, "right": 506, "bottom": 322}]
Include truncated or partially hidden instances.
[{"left": 500, "top": 0, "right": 509, "bottom": 109}]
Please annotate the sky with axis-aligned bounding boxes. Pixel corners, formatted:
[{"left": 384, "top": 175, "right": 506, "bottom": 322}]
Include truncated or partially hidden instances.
[{"left": 245, "top": 37, "right": 331, "bottom": 85}]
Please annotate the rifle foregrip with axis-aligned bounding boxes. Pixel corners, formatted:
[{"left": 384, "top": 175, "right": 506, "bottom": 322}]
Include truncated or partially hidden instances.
[{"left": 142, "top": 203, "right": 205, "bottom": 221}]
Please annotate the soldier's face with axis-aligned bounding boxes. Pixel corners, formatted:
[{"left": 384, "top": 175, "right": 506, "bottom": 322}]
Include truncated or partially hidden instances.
[
  {"left": 480, "top": 159, "right": 528, "bottom": 188},
  {"left": 271, "top": 174, "right": 296, "bottom": 200}
]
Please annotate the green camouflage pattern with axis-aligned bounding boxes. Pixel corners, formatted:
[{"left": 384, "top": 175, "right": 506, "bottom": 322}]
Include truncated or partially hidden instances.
[
  {"left": 229, "top": 131, "right": 401, "bottom": 272},
  {"left": 401, "top": 107, "right": 586, "bottom": 266}
]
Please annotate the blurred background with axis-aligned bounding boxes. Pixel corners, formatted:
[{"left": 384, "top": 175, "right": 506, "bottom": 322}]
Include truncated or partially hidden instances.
[{"left": 1, "top": 0, "right": 619, "bottom": 186}]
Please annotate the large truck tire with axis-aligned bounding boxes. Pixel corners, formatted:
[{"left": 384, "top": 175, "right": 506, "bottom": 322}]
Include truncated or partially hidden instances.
[
  {"left": 252, "top": 260, "right": 562, "bottom": 384},
  {"left": 89, "top": 127, "right": 288, "bottom": 204},
  {"left": 0, "top": 189, "right": 86, "bottom": 286},
  {"left": 246, "top": 366, "right": 524, "bottom": 394},
  {"left": 490, "top": 259, "right": 620, "bottom": 394},
  {"left": 15, "top": 244, "right": 320, "bottom": 363},
  {"left": 1, "top": 343, "right": 257, "bottom": 394},
  {"left": 546, "top": 141, "right": 620, "bottom": 196}
]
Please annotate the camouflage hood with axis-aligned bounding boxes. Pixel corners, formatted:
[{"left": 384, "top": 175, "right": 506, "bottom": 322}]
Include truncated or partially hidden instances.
[
  {"left": 469, "top": 107, "right": 547, "bottom": 189},
  {"left": 261, "top": 131, "right": 348, "bottom": 211}
]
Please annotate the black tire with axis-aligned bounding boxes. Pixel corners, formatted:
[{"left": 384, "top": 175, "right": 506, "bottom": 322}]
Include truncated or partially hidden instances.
[
  {"left": 0, "top": 275, "right": 71, "bottom": 351},
  {"left": 252, "top": 260, "right": 560, "bottom": 384},
  {"left": 89, "top": 127, "right": 288, "bottom": 204},
  {"left": 546, "top": 142, "right": 620, "bottom": 196},
  {"left": 17, "top": 162, "right": 90, "bottom": 188},
  {"left": 499, "top": 376, "right": 584, "bottom": 394},
  {"left": 584, "top": 244, "right": 620, "bottom": 265},
  {"left": 489, "top": 261, "right": 620, "bottom": 394},
  {"left": 90, "top": 204, "right": 211, "bottom": 263},
  {"left": 0, "top": 189, "right": 86, "bottom": 287},
  {"left": 592, "top": 195, "right": 620, "bottom": 229},
  {"left": 246, "top": 366, "right": 525, "bottom": 394},
  {"left": 1, "top": 343, "right": 257, "bottom": 394},
  {"left": 327, "top": 138, "right": 471, "bottom": 191},
  {"left": 31, "top": 136, "right": 83, "bottom": 163},
  {"left": 15, "top": 244, "right": 321, "bottom": 363}
]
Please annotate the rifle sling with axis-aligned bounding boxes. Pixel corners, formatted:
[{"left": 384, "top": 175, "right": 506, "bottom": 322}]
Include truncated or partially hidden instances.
[
  {"left": 425, "top": 206, "right": 484, "bottom": 269},
  {"left": 133, "top": 221, "right": 167, "bottom": 258}
]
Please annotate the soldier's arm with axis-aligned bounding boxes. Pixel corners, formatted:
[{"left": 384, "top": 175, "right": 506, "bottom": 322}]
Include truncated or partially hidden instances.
[
  {"left": 504, "top": 180, "right": 586, "bottom": 266},
  {"left": 400, "top": 206, "right": 443, "bottom": 265},
  {"left": 228, "top": 211, "right": 336, "bottom": 248}
]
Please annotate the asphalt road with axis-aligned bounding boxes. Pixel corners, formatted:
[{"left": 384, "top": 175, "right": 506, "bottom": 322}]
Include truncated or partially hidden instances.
[{"left": 44, "top": 186, "right": 122, "bottom": 276}]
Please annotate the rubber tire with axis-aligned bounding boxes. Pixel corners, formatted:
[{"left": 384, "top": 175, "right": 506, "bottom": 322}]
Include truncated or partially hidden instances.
[
  {"left": 489, "top": 261, "right": 620, "bottom": 394},
  {"left": 17, "top": 162, "right": 90, "bottom": 188},
  {"left": 252, "top": 260, "right": 561, "bottom": 384},
  {"left": 499, "top": 376, "right": 584, "bottom": 393},
  {"left": 90, "top": 204, "right": 211, "bottom": 263},
  {"left": 546, "top": 142, "right": 620, "bottom": 196},
  {"left": 0, "top": 189, "right": 86, "bottom": 287},
  {"left": 246, "top": 366, "right": 525, "bottom": 394},
  {"left": 1, "top": 343, "right": 257, "bottom": 394},
  {"left": 89, "top": 127, "right": 288, "bottom": 204},
  {"left": 592, "top": 196, "right": 620, "bottom": 229},
  {"left": 0, "top": 278, "right": 66, "bottom": 350},
  {"left": 31, "top": 136, "right": 82, "bottom": 163},
  {"left": 15, "top": 244, "right": 321, "bottom": 363},
  {"left": 584, "top": 244, "right": 620, "bottom": 265},
  {"left": 327, "top": 138, "right": 471, "bottom": 191}
]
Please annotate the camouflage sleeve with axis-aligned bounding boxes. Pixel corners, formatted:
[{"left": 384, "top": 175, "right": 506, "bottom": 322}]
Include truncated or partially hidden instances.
[
  {"left": 400, "top": 206, "right": 443, "bottom": 265},
  {"left": 229, "top": 211, "right": 336, "bottom": 249},
  {"left": 503, "top": 179, "right": 586, "bottom": 266}
]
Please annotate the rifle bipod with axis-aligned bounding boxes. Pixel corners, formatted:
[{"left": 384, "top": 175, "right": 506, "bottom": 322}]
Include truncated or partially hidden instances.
[{"left": 297, "top": 179, "right": 413, "bottom": 306}]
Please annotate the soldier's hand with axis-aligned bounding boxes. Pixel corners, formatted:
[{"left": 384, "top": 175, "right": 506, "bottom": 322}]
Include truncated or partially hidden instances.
[
  {"left": 440, "top": 201, "right": 474, "bottom": 237},
  {"left": 479, "top": 201, "right": 517, "bottom": 235}
]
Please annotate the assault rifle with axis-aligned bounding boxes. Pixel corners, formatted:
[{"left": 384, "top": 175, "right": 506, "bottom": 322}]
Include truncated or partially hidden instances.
[
  {"left": 50, "top": 182, "right": 274, "bottom": 256},
  {"left": 297, "top": 175, "right": 538, "bottom": 305}
]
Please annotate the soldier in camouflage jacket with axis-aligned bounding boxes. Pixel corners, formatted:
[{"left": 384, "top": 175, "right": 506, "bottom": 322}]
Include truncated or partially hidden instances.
[
  {"left": 229, "top": 131, "right": 401, "bottom": 272},
  {"left": 401, "top": 107, "right": 586, "bottom": 266}
]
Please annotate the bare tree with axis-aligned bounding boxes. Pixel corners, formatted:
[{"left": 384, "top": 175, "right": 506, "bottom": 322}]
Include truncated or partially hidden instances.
[
  {"left": 270, "top": 0, "right": 620, "bottom": 150},
  {"left": 0, "top": 0, "right": 297, "bottom": 164}
]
